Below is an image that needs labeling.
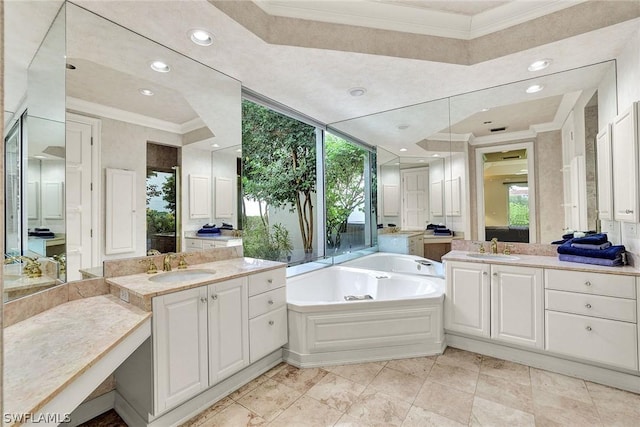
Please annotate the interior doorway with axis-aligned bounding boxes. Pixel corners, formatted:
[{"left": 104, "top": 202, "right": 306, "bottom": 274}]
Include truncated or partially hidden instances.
[{"left": 146, "top": 143, "right": 180, "bottom": 254}]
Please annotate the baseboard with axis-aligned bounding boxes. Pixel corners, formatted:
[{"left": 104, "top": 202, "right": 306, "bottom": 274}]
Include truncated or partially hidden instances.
[
  {"left": 116, "top": 349, "right": 283, "bottom": 427},
  {"left": 283, "top": 341, "right": 446, "bottom": 368},
  {"left": 446, "top": 333, "right": 640, "bottom": 394},
  {"left": 67, "top": 391, "right": 116, "bottom": 427}
]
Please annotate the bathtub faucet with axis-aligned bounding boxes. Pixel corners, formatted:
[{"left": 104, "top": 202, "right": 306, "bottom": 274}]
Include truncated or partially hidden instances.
[{"left": 414, "top": 259, "right": 432, "bottom": 267}]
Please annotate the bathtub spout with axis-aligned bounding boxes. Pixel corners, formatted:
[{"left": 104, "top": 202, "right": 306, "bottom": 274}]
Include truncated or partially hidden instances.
[
  {"left": 414, "top": 259, "right": 432, "bottom": 266},
  {"left": 344, "top": 294, "right": 374, "bottom": 301}
]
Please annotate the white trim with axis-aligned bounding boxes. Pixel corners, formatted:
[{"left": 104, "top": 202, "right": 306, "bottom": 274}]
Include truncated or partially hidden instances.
[
  {"left": 180, "top": 117, "right": 207, "bottom": 134},
  {"left": 470, "top": 130, "right": 537, "bottom": 146},
  {"left": 254, "top": 0, "right": 585, "bottom": 40},
  {"left": 67, "top": 391, "right": 116, "bottom": 427},
  {"left": 475, "top": 141, "right": 537, "bottom": 243},
  {"left": 446, "top": 333, "right": 640, "bottom": 394}
]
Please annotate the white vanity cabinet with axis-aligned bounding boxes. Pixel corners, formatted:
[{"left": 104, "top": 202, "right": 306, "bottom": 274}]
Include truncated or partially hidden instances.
[
  {"left": 544, "top": 270, "right": 638, "bottom": 370},
  {"left": 378, "top": 232, "right": 424, "bottom": 257},
  {"left": 248, "top": 269, "right": 288, "bottom": 362},
  {"left": 446, "top": 261, "right": 543, "bottom": 349},
  {"left": 153, "top": 277, "right": 248, "bottom": 413},
  {"left": 611, "top": 102, "right": 639, "bottom": 223},
  {"left": 184, "top": 236, "right": 242, "bottom": 252}
]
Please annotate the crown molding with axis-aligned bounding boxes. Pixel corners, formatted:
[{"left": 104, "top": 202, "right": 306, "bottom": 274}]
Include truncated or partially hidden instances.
[
  {"left": 469, "top": 129, "right": 538, "bottom": 146},
  {"left": 253, "top": 0, "right": 584, "bottom": 40},
  {"left": 180, "top": 117, "right": 207, "bottom": 134}
]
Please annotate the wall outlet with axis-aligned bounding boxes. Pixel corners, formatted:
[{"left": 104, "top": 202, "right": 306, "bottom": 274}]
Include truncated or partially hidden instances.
[{"left": 119, "top": 288, "right": 129, "bottom": 303}]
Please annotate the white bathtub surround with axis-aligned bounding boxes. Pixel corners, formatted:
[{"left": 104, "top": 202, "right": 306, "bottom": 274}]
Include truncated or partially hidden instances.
[
  {"left": 343, "top": 251, "right": 444, "bottom": 277},
  {"left": 285, "top": 261, "right": 445, "bottom": 367}
]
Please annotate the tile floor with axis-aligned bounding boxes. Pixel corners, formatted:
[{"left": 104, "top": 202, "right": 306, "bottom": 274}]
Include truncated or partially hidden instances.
[{"left": 81, "top": 348, "right": 640, "bottom": 426}]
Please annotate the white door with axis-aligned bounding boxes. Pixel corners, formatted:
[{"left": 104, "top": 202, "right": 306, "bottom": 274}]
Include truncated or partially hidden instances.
[
  {"left": 596, "top": 125, "right": 613, "bottom": 220},
  {"left": 65, "top": 118, "right": 93, "bottom": 280},
  {"left": 401, "top": 168, "right": 428, "bottom": 230},
  {"left": 105, "top": 168, "right": 136, "bottom": 254},
  {"left": 445, "top": 261, "right": 490, "bottom": 337},
  {"left": 612, "top": 103, "right": 639, "bottom": 223},
  {"left": 491, "top": 265, "right": 544, "bottom": 348},
  {"left": 153, "top": 287, "right": 209, "bottom": 413},
  {"left": 208, "top": 277, "right": 249, "bottom": 385},
  {"left": 430, "top": 180, "right": 443, "bottom": 217}
]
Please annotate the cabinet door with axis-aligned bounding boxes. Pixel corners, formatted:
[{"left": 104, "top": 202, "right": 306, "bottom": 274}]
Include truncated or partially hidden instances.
[
  {"left": 430, "top": 180, "right": 443, "bottom": 217},
  {"left": 491, "top": 265, "right": 544, "bottom": 348},
  {"left": 208, "top": 277, "right": 249, "bottom": 385},
  {"left": 445, "top": 261, "right": 490, "bottom": 337},
  {"left": 249, "top": 305, "right": 288, "bottom": 363},
  {"left": 612, "top": 103, "right": 639, "bottom": 223},
  {"left": 596, "top": 125, "right": 613, "bottom": 220},
  {"left": 105, "top": 168, "right": 136, "bottom": 254},
  {"left": 153, "top": 287, "right": 208, "bottom": 413}
]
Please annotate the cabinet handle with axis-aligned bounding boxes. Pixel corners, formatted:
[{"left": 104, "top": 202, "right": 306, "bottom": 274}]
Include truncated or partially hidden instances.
[
  {"left": 267, "top": 279, "right": 273, "bottom": 284},
  {"left": 211, "top": 295, "right": 218, "bottom": 301},
  {"left": 626, "top": 209, "right": 634, "bottom": 214},
  {"left": 585, "top": 326, "right": 592, "bottom": 332},
  {"left": 482, "top": 272, "right": 488, "bottom": 276},
  {"left": 268, "top": 299, "right": 274, "bottom": 305},
  {"left": 268, "top": 320, "right": 274, "bottom": 326},
  {"left": 584, "top": 281, "right": 591, "bottom": 287},
  {"left": 493, "top": 272, "right": 498, "bottom": 277},
  {"left": 585, "top": 303, "right": 592, "bottom": 309},
  {"left": 200, "top": 297, "right": 207, "bottom": 303}
]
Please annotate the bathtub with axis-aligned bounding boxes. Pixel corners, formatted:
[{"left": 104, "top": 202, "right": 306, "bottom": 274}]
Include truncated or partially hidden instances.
[
  {"left": 284, "top": 264, "right": 445, "bottom": 367},
  {"left": 343, "top": 252, "right": 445, "bottom": 278}
]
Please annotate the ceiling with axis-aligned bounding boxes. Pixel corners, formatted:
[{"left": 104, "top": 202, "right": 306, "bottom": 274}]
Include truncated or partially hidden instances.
[{"left": 4, "top": 0, "right": 640, "bottom": 157}]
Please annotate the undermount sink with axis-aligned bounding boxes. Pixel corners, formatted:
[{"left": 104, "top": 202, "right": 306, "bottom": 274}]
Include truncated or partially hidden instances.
[
  {"left": 148, "top": 269, "right": 217, "bottom": 284},
  {"left": 466, "top": 253, "right": 520, "bottom": 261}
]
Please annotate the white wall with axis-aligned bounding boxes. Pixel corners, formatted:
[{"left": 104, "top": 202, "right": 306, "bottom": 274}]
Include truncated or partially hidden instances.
[{"left": 211, "top": 150, "right": 239, "bottom": 228}]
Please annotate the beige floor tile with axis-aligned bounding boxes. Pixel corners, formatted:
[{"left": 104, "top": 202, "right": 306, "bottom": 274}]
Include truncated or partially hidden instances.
[
  {"left": 229, "top": 375, "right": 270, "bottom": 401},
  {"left": 367, "top": 366, "right": 424, "bottom": 403},
  {"left": 237, "top": 379, "right": 302, "bottom": 422},
  {"left": 334, "top": 413, "right": 393, "bottom": 427},
  {"left": 532, "top": 388, "right": 602, "bottom": 427},
  {"left": 475, "top": 373, "right": 534, "bottom": 413},
  {"left": 470, "top": 396, "right": 535, "bottom": 427},
  {"left": 180, "top": 396, "right": 234, "bottom": 426},
  {"left": 386, "top": 356, "right": 436, "bottom": 379},
  {"left": 428, "top": 362, "right": 479, "bottom": 394},
  {"left": 401, "top": 405, "right": 466, "bottom": 427},
  {"left": 586, "top": 381, "right": 640, "bottom": 426},
  {"left": 530, "top": 368, "right": 592, "bottom": 405},
  {"left": 263, "top": 362, "right": 288, "bottom": 378},
  {"left": 435, "top": 347, "right": 483, "bottom": 372},
  {"left": 271, "top": 365, "right": 329, "bottom": 394},
  {"left": 197, "top": 403, "right": 266, "bottom": 427},
  {"left": 413, "top": 380, "right": 474, "bottom": 425},
  {"left": 480, "top": 356, "right": 531, "bottom": 386},
  {"left": 305, "top": 372, "right": 366, "bottom": 412},
  {"left": 345, "top": 388, "right": 412, "bottom": 426},
  {"left": 268, "top": 395, "right": 343, "bottom": 426},
  {"left": 325, "top": 361, "right": 386, "bottom": 386}
]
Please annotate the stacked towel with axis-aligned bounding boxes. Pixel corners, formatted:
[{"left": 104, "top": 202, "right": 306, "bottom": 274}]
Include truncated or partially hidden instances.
[
  {"left": 28, "top": 228, "right": 55, "bottom": 238},
  {"left": 557, "top": 235, "right": 625, "bottom": 266},
  {"left": 571, "top": 233, "right": 608, "bottom": 245},
  {"left": 197, "top": 223, "right": 221, "bottom": 235},
  {"left": 433, "top": 228, "right": 452, "bottom": 236}
]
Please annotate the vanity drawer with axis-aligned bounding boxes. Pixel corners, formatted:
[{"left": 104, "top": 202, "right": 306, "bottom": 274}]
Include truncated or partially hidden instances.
[
  {"left": 202, "top": 241, "right": 217, "bottom": 250},
  {"left": 544, "top": 269, "right": 636, "bottom": 299},
  {"left": 249, "top": 287, "right": 287, "bottom": 319},
  {"left": 545, "top": 310, "right": 638, "bottom": 370},
  {"left": 546, "top": 290, "right": 637, "bottom": 323},
  {"left": 248, "top": 268, "right": 286, "bottom": 296},
  {"left": 185, "top": 238, "right": 203, "bottom": 250},
  {"left": 249, "top": 306, "right": 288, "bottom": 362}
]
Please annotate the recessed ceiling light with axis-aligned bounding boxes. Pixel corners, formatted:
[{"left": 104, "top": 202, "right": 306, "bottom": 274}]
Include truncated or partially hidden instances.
[
  {"left": 150, "top": 60, "right": 170, "bottom": 73},
  {"left": 481, "top": 108, "right": 490, "bottom": 112},
  {"left": 520, "top": 169, "right": 528, "bottom": 172},
  {"left": 348, "top": 87, "right": 366, "bottom": 97},
  {"left": 418, "top": 159, "right": 425, "bottom": 163},
  {"left": 399, "top": 148, "right": 408, "bottom": 152},
  {"left": 188, "top": 29, "right": 214, "bottom": 46},
  {"left": 66, "top": 63, "right": 76, "bottom": 70},
  {"left": 34, "top": 155, "right": 47, "bottom": 159},
  {"left": 483, "top": 121, "right": 493, "bottom": 124},
  {"left": 211, "top": 143, "right": 220, "bottom": 148},
  {"left": 432, "top": 154, "right": 440, "bottom": 157},
  {"left": 528, "top": 59, "right": 552, "bottom": 72},
  {"left": 397, "top": 124, "right": 410, "bottom": 130},
  {"left": 526, "top": 84, "right": 544, "bottom": 94},
  {"left": 139, "top": 88, "right": 154, "bottom": 96},
  {"left": 394, "top": 162, "right": 400, "bottom": 165}
]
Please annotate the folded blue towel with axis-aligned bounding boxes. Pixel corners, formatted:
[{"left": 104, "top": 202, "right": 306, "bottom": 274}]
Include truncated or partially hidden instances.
[
  {"left": 571, "top": 242, "right": 612, "bottom": 250},
  {"left": 551, "top": 239, "right": 569, "bottom": 245},
  {"left": 558, "top": 254, "right": 623, "bottom": 267},
  {"left": 570, "top": 233, "right": 608, "bottom": 245},
  {"left": 197, "top": 228, "right": 220, "bottom": 234},
  {"left": 557, "top": 241, "right": 625, "bottom": 260}
]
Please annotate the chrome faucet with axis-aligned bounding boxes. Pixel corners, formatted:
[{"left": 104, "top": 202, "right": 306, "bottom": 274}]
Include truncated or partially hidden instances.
[
  {"left": 490, "top": 238, "right": 498, "bottom": 254},
  {"left": 163, "top": 253, "right": 176, "bottom": 272}
]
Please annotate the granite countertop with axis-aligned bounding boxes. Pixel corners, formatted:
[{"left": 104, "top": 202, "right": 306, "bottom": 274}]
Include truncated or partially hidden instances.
[
  {"left": 443, "top": 250, "right": 640, "bottom": 276},
  {"left": 107, "top": 257, "right": 285, "bottom": 310},
  {"left": 4, "top": 295, "right": 151, "bottom": 422}
]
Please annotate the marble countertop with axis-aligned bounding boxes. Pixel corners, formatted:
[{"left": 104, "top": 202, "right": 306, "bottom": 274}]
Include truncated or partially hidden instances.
[
  {"left": 4, "top": 295, "right": 151, "bottom": 422},
  {"left": 378, "top": 231, "right": 425, "bottom": 238},
  {"left": 185, "top": 232, "right": 242, "bottom": 241},
  {"left": 443, "top": 250, "right": 640, "bottom": 276},
  {"left": 79, "top": 265, "right": 104, "bottom": 278},
  {"left": 2, "top": 274, "right": 58, "bottom": 292},
  {"left": 107, "top": 257, "right": 285, "bottom": 309}
]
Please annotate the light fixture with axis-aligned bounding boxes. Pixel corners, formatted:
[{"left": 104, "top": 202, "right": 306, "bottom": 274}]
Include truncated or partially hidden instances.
[
  {"left": 211, "top": 143, "right": 220, "bottom": 148},
  {"left": 348, "top": 87, "right": 366, "bottom": 97},
  {"left": 520, "top": 169, "right": 528, "bottom": 172},
  {"left": 188, "top": 29, "right": 214, "bottom": 46},
  {"left": 139, "top": 88, "right": 154, "bottom": 96},
  {"left": 150, "top": 60, "right": 171, "bottom": 73},
  {"left": 481, "top": 107, "right": 490, "bottom": 112},
  {"left": 34, "top": 155, "right": 47, "bottom": 159},
  {"left": 432, "top": 154, "right": 440, "bottom": 157},
  {"left": 397, "top": 124, "right": 410, "bottom": 130},
  {"left": 419, "top": 159, "right": 425, "bottom": 163},
  {"left": 526, "top": 84, "right": 544, "bottom": 94},
  {"left": 528, "top": 59, "right": 552, "bottom": 72},
  {"left": 399, "top": 148, "right": 408, "bottom": 152}
]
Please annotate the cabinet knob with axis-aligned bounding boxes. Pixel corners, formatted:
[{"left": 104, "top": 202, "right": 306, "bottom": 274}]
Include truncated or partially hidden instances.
[
  {"left": 585, "top": 326, "right": 592, "bottom": 332},
  {"left": 268, "top": 320, "right": 274, "bottom": 326},
  {"left": 267, "top": 279, "right": 273, "bottom": 284},
  {"left": 268, "top": 299, "right": 274, "bottom": 305},
  {"left": 493, "top": 272, "right": 498, "bottom": 277},
  {"left": 200, "top": 297, "right": 207, "bottom": 303},
  {"left": 584, "top": 281, "right": 591, "bottom": 287},
  {"left": 211, "top": 294, "right": 218, "bottom": 301},
  {"left": 483, "top": 272, "right": 488, "bottom": 276},
  {"left": 626, "top": 209, "right": 634, "bottom": 214},
  {"left": 585, "top": 303, "right": 592, "bottom": 309}
]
